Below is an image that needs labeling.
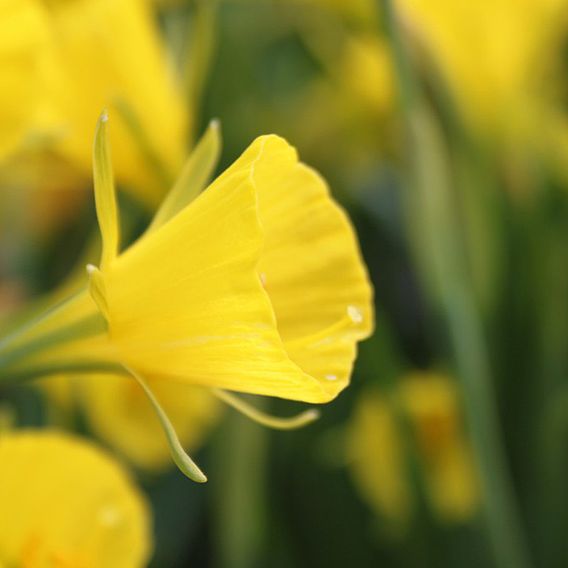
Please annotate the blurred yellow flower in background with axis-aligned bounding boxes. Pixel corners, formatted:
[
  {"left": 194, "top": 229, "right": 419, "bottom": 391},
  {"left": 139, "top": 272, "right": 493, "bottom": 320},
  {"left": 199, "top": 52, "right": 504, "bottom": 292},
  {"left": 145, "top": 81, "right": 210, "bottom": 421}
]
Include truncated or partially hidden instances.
[
  {"left": 43, "top": 374, "right": 221, "bottom": 472},
  {"left": 348, "top": 373, "right": 479, "bottom": 530},
  {"left": 295, "top": 0, "right": 568, "bottom": 180},
  {"left": 0, "top": 430, "right": 151, "bottom": 567},
  {"left": 281, "top": 0, "right": 396, "bottom": 180},
  {"left": 397, "top": 0, "right": 568, "bottom": 160},
  {"left": 79, "top": 376, "right": 221, "bottom": 472},
  {"left": 0, "top": 0, "right": 48, "bottom": 160},
  {"left": 347, "top": 386, "right": 412, "bottom": 529},
  {"left": 0, "top": 0, "right": 188, "bottom": 206},
  {"left": 400, "top": 374, "right": 480, "bottom": 522}
]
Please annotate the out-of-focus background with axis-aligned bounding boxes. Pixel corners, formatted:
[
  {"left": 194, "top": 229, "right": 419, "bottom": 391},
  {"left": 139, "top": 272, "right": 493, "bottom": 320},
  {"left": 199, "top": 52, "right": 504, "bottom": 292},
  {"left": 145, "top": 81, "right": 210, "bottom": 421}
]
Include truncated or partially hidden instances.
[{"left": 1, "top": 0, "right": 568, "bottom": 567}]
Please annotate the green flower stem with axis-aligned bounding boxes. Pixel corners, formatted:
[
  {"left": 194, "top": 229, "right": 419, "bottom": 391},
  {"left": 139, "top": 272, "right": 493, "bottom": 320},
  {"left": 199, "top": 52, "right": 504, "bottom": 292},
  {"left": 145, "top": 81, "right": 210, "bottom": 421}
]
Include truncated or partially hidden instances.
[
  {"left": 379, "top": 2, "right": 532, "bottom": 567},
  {"left": 212, "top": 396, "right": 268, "bottom": 568}
]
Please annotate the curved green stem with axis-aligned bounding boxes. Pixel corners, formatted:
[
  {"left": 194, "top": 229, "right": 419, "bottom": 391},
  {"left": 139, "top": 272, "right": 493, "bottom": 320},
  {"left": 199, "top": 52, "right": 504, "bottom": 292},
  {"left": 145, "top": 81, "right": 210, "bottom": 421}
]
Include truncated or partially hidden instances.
[{"left": 125, "top": 366, "right": 207, "bottom": 483}]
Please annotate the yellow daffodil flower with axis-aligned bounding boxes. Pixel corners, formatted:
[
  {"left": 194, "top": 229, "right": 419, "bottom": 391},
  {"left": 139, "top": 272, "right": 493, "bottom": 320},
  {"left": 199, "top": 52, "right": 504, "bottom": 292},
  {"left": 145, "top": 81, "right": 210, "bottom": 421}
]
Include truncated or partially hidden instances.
[
  {"left": 348, "top": 373, "right": 479, "bottom": 529},
  {"left": 0, "top": 430, "right": 151, "bottom": 567},
  {"left": 89, "top": 120, "right": 373, "bottom": 402},
  {"left": 0, "top": 115, "right": 374, "bottom": 480},
  {"left": 0, "top": 0, "right": 188, "bottom": 206}
]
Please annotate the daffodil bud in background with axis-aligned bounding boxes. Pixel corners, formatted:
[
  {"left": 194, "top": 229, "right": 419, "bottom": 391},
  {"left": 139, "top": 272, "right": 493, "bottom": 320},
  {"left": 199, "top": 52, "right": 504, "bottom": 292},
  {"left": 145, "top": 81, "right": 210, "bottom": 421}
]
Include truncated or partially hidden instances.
[
  {"left": 348, "top": 373, "right": 479, "bottom": 531},
  {"left": 0, "top": 430, "right": 152, "bottom": 567},
  {"left": 0, "top": 0, "right": 188, "bottom": 207}
]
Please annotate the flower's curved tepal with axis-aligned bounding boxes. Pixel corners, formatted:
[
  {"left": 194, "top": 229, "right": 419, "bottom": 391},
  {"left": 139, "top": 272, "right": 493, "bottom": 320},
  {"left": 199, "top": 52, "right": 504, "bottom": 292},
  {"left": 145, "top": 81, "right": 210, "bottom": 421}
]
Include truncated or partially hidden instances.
[{"left": 0, "top": 113, "right": 374, "bottom": 480}]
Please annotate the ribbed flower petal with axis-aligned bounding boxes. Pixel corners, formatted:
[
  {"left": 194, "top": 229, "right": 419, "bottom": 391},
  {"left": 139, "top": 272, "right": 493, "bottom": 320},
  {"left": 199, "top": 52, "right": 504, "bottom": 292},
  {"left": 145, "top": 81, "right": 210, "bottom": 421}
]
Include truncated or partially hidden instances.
[
  {"left": 101, "top": 140, "right": 328, "bottom": 402},
  {"left": 252, "top": 135, "right": 374, "bottom": 399}
]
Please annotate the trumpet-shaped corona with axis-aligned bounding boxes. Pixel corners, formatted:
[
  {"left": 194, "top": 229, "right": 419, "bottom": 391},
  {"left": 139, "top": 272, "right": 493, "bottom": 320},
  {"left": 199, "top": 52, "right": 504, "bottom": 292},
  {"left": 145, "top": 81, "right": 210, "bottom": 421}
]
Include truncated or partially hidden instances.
[{"left": 92, "top": 132, "right": 374, "bottom": 403}]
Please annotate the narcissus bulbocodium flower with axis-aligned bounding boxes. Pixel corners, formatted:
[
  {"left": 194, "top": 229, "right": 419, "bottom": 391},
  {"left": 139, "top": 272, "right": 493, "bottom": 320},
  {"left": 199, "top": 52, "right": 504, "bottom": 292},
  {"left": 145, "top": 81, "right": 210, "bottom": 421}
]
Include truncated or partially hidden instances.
[
  {"left": 0, "top": 114, "right": 374, "bottom": 481},
  {"left": 348, "top": 373, "right": 479, "bottom": 531},
  {"left": 0, "top": 0, "right": 187, "bottom": 206},
  {"left": 0, "top": 430, "right": 151, "bottom": 567}
]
